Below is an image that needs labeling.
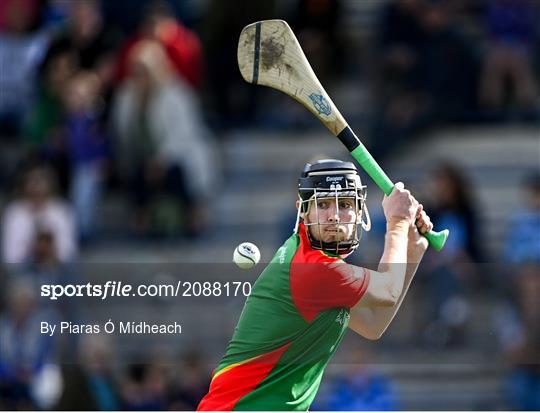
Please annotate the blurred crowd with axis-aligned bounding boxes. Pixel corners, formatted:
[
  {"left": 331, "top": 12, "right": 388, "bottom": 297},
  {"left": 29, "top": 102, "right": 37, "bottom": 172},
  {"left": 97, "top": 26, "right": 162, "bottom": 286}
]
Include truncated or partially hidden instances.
[
  {"left": 1, "top": 0, "right": 539, "bottom": 240},
  {"left": 0, "top": 0, "right": 539, "bottom": 410},
  {"left": 369, "top": 0, "right": 539, "bottom": 160},
  {"left": 1, "top": 0, "right": 219, "bottom": 244}
]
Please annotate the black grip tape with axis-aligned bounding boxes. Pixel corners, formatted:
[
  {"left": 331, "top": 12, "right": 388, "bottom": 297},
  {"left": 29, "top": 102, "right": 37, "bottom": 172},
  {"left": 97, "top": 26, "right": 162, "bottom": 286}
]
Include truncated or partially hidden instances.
[{"left": 336, "top": 126, "right": 360, "bottom": 152}]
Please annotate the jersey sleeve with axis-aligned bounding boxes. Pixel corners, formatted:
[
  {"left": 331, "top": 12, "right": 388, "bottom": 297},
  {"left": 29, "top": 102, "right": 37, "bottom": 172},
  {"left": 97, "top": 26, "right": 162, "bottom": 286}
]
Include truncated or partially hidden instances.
[{"left": 290, "top": 249, "right": 370, "bottom": 322}]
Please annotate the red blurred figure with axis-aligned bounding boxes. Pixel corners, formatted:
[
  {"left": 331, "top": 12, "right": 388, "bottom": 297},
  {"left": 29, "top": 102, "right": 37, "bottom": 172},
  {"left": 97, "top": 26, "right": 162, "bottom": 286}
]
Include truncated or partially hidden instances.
[{"left": 114, "top": 0, "right": 203, "bottom": 90}]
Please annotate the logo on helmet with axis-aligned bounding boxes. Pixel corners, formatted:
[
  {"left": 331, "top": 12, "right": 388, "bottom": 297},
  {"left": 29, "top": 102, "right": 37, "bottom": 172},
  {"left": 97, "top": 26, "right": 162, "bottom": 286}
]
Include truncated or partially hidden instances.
[{"left": 325, "top": 176, "right": 343, "bottom": 182}]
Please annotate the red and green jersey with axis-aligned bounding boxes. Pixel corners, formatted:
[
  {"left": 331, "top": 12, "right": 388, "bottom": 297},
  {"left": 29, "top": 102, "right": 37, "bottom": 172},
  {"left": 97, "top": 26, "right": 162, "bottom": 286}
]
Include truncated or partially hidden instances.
[{"left": 198, "top": 223, "right": 370, "bottom": 411}]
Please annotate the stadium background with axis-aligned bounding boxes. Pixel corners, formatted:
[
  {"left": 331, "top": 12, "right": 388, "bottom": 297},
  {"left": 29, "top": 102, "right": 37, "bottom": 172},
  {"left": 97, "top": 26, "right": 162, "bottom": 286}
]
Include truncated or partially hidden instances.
[{"left": 0, "top": 0, "right": 539, "bottom": 410}]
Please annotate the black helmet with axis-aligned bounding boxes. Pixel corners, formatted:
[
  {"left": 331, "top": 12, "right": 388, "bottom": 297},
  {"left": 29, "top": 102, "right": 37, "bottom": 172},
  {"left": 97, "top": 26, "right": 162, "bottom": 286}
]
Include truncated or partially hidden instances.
[{"left": 295, "top": 159, "right": 370, "bottom": 255}]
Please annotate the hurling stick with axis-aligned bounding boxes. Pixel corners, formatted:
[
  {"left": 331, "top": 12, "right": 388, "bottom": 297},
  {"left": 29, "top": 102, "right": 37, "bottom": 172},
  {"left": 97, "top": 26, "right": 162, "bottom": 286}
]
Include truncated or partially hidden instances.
[{"left": 237, "top": 20, "right": 448, "bottom": 251}]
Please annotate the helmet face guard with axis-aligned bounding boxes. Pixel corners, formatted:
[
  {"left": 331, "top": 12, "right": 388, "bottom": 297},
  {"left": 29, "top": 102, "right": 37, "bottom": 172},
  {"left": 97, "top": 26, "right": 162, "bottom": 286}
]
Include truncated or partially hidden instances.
[{"left": 294, "top": 160, "right": 370, "bottom": 255}]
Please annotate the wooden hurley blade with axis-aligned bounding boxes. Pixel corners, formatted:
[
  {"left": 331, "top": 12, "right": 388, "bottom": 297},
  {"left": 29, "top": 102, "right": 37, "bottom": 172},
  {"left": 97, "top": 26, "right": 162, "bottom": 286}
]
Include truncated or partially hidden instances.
[{"left": 237, "top": 19, "right": 347, "bottom": 135}]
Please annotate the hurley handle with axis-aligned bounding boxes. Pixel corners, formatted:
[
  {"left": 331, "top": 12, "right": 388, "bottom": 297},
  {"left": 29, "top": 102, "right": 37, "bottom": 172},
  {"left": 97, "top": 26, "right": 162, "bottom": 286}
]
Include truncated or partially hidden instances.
[{"left": 338, "top": 128, "right": 449, "bottom": 251}]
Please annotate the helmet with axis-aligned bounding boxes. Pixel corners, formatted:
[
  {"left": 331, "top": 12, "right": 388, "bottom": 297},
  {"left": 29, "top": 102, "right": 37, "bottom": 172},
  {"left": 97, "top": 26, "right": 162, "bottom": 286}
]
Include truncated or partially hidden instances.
[{"left": 295, "top": 159, "right": 370, "bottom": 255}]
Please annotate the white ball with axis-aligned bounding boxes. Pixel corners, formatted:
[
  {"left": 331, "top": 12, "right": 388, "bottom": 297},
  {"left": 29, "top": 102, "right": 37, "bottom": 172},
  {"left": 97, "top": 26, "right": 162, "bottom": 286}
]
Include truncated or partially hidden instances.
[{"left": 233, "top": 242, "right": 261, "bottom": 270}]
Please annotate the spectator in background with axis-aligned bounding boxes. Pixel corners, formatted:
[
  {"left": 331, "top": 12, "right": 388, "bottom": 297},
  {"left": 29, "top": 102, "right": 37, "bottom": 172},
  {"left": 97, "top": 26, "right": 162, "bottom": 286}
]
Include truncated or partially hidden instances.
[
  {"left": 168, "top": 350, "right": 210, "bottom": 410},
  {"left": 202, "top": 0, "right": 277, "bottom": 127},
  {"left": 478, "top": 0, "right": 539, "bottom": 115},
  {"left": 417, "top": 0, "right": 479, "bottom": 119},
  {"left": 62, "top": 71, "right": 109, "bottom": 243},
  {"left": 0, "top": 278, "right": 58, "bottom": 410},
  {"left": 291, "top": 0, "right": 343, "bottom": 83},
  {"left": 504, "top": 173, "right": 540, "bottom": 264},
  {"left": 497, "top": 264, "right": 540, "bottom": 410},
  {"left": 313, "top": 348, "right": 399, "bottom": 411},
  {"left": 370, "top": 0, "right": 426, "bottom": 162},
  {"left": 115, "top": 0, "right": 203, "bottom": 90},
  {"left": 371, "top": 0, "right": 478, "bottom": 161},
  {"left": 112, "top": 41, "right": 218, "bottom": 237},
  {"left": 419, "top": 162, "right": 481, "bottom": 347},
  {"left": 11, "top": 229, "right": 75, "bottom": 291},
  {"left": 55, "top": 334, "right": 120, "bottom": 410},
  {"left": 23, "top": 48, "right": 78, "bottom": 195},
  {"left": 375, "top": 0, "right": 424, "bottom": 93},
  {"left": 429, "top": 163, "right": 482, "bottom": 261},
  {"left": 319, "top": 368, "right": 399, "bottom": 411},
  {"left": 25, "top": 2, "right": 113, "bottom": 231},
  {"left": 497, "top": 173, "right": 540, "bottom": 409},
  {"left": 0, "top": 0, "right": 50, "bottom": 137},
  {"left": 121, "top": 363, "right": 168, "bottom": 410},
  {"left": 10, "top": 228, "right": 79, "bottom": 328},
  {"left": 44, "top": 0, "right": 119, "bottom": 99},
  {"left": 1, "top": 165, "right": 77, "bottom": 265}
]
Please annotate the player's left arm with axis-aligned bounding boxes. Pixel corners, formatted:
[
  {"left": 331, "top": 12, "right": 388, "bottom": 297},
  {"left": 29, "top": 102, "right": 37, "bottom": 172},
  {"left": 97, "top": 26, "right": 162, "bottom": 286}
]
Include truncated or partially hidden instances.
[{"left": 349, "top": 205, "right": 432, "bottom": 340}]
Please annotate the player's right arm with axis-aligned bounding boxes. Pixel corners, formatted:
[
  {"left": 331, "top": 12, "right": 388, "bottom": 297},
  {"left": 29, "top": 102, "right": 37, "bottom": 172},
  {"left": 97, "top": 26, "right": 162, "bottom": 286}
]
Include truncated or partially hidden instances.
[
  {"left": 348, "top": 207, "right": 431, "bottom": 340},
  {"left": 325, "top": 183, "right": 417, "bottom": 309},
  {"left": 352, "top": 182, "right": 418, "bottom": 307}
]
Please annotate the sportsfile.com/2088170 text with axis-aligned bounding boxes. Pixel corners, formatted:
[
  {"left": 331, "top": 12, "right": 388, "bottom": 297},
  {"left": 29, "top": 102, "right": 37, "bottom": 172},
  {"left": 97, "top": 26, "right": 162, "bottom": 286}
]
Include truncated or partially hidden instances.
[{"left": 40, "top": 281, "right": 252, "bottom": 300}]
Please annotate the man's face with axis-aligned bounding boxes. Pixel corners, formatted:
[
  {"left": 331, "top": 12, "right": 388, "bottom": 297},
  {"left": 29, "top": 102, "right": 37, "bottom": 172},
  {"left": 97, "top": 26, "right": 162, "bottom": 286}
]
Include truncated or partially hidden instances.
[{"left": 304, "top": 197, "right": 360, "bottom": 243}]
